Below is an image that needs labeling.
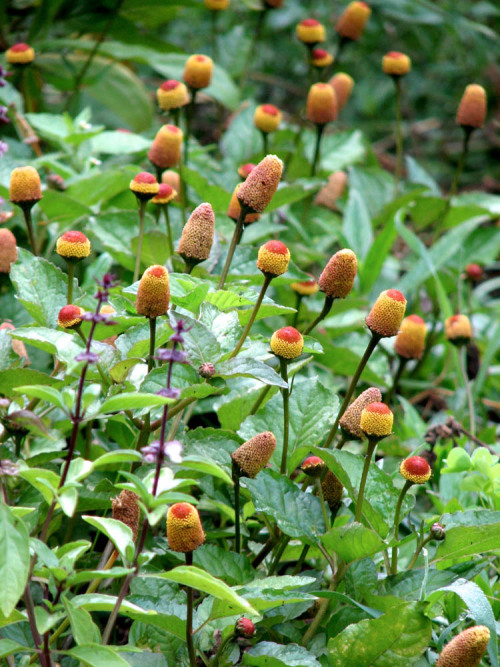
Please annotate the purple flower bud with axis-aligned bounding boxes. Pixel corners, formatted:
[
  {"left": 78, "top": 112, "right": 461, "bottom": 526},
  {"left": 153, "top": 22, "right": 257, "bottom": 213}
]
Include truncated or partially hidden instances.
[
  {"left": 75, "top": 351, "right": 99, "bottom": 364},
  {"left": 156, "top": 348, "right": 188, "bottom": 363},
  {"left": 0, "top": 141, "right": 8, "bottom": 158},
  {"left": 0, "top": 106, "right": 10, "bottom": 124},
  {"left": 157, "top": 387, "right": 181, "bottom": 399},
  {"left": 0, "top": 460, "right": 19, "bottom": 477},
  {"left": 165, "top": 440, "right": 183, "bottom": 463}
]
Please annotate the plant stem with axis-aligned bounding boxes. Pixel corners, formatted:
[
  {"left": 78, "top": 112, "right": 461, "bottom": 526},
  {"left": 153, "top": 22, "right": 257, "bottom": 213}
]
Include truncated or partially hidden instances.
[
  {"left": 184, "top": 89, "right": 197, "bottom": 168},
  {"left": 316, "top": 478, "right": 330, "bottom": 531},
  {"left": 449, "top": 127, "right": 472, "bottom": 200},
  {"left": 302, "top": 296, "right": 334, "bottom": 336},
  {"left": 459, "top": 345, "right": 476, "bottom": 437},
  {"left": 279, "top": 359, "right": 290, "bottom": 474},
  {"left": 354, "top": 438, "right": 377, "bottom": 523},
  {"left": 292, "top": 294, "right": 303, "bottom": 328},
  {"left": 323, "top": 333, "right": 381, "bottom": 448},
  {"left": 230, "top": 274, "right": 272, "bottom": 358},
  {"left": 393, "top": 77, "right": 403, "bottom": 196},
  {"left": 335, "top": 435, "right": 346, "bottom": 450},
  {"left": 24, "top": 586, "right": 45, "bottom": 666},
  {"left": 148, "top": 317, "right": 156, "bottom": 373},
  {"left": 133, "top": 200, "right": 147, "bottom": 283},
  {"left": 233, "top": 462, "right": 241, "bottom": 554},
  {"left": 385, "top": 356, "right": 408, "bottom": 405},
  {"left": 163, "top": 205, "right": 174, "bottom": 257},
  {"left": 390, "top": 479, "right": 412, "bottom": 575},
  {"left": 406, "top": 534, "right": 432, "bottom": 571},
  {"left": 217, "top": 206, "right": 247, "bottom": 289},
  {"left": 268, "top": 535, "right": 291, "bottom": 575},
  {"left": 22, "top": 205, "right": 38, "bottom": 256},
  {"left": 261, "top": 130, "right": 269, "bottom": 157},
  {"left": 249, "top": 384, "right": 271, "bottom": 415},
  {"left": 185, "top": 551, "right": 196, "bottom": 667},
  {"left": 210, "top": 632, "right": 234, "bottom": 666},
  {"left": 311, "top": 123, "right": 325, "bottom": 177},
  {"left": 292, "top": 544, "right": 310, "bottom": 575},
  {"left": 66, "top": 262, "right": 75, "bottom": 304},
  {"left": 301, "top": 561, "right": 347, "bottom": 646}
]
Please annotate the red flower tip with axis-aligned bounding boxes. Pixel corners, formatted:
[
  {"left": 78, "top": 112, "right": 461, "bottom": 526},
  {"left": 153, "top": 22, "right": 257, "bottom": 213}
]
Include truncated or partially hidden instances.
[
  {"left": 359, "top": 1, "right": 369, "bottom": 7},
  {"left": 407, "top": 314, "right": 425, "bottom": 325},
  {"left": 196, "top": 55, "right": 208, "bottom": 62},
  {"left": 11, "top": 43, "right": 31, "bottom": 52},
  {"left": 157, "top": 183, "right": 174, "bottom": 198},
  {"left": 386, "top": 288, "right": 405, "bottom": 302},
  {"left": 387, "top": 51, "right": 405, "bottom": 58},
  {"left": 133, "top": 172, "right": 157, "bottom": 184},
  {"left": 161, "top": 79, "right": 181, "bottom": 91},
  {"left": 312, "top": 48, "right": 328, "bottom": 58},
  {"left": 261, "top": 104, "right": 280, "bottom": 116},
  {"left": 449, "top": 314, "right": 461, "bottom": 323},
  {"left": 365, "top": 402, "right": 391, "bottom": 414},
  {"left": 263, "top": 240, "right": 288, "bottom": 255},
  {"left": 403, "top": 456, "right": 430, "bottom": 476},
  {"left": 170, "top": 502, "right": 193, "bottom": 519},
  {"left": 61, "top": 231, "right": 88, "bottom": 244},
  {"left": 465, "top": 263, "right": 482, "bottom": 280},
  {"left": 165, "top": 124, "right": 181, "bottom": 133},
  {"left": 148, "top": 266, "right": 168, "bottom": 278},
  {"left": 301, "top": 18, "right": 320, "bottom": 26},
  {"left": 276, "top": 326, "right": 302, "bottom": 343},
  {"left": 235, "top": 618, "right": 256, "bottom": 638},
  {"left": 303, "top": 455, "right": 324, "bottom": 466}
]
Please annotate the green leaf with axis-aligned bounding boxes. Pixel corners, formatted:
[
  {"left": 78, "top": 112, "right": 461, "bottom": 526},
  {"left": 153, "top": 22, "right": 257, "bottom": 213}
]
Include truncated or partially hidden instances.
[
  {"left": 82, "top": 516, "right": 135, "bottom": 564},
  {"left": 433, "top": 509, "right": 500, "bottom": 565},
  {"left": 8, "top": 327, "right": 89, "bottom": 374},
  {"left": 181, "top": 167, "right": 231, "bottom": 211},
  {"left": 0, "top": 504, "right": 30, "bottom": 617},
  {"left": 15, "top": 385, "right": 67, "bottom": 411},
  {"left": 321, "top": 522, "right": 386, "bottom": 563},
  {"left": 0, "top": 368, "right": 63, "bottom": 398},
  {"left": 311, "top": 130, "right": 365, "bottom": 172},
  {"left": 63, "top": 598, "right": 101, "bottom": 646},
  {"left": 193, "top": 544, "right": 254, "bottom": 586},
  {"left": 359, "top": 213, "right": 398, "bottom": 292},
  {"left": 90, "top": 210, "right": 155, "bottom": 272},
  {"left": 90, "top": 131, "right": 151, "bottom": 154},
  {"left": 66, "top": 644, "right": 131, "bottom": 667},
  {"left": 98, "top": 393, "right": 174, "bottom": 414},
  {"left": 243, "top": 641, "right": 321, "bottom": 666},
  {"left": 180, "top": 457, "right": 233, "bottom": 485},
  {"left": 215, "top": 357, "right": 287, "bottom": 388},
  {"left": 342, "top": 183, "right": 373, "bottom": 260},
  {"left": 0, "top": 639, "right": 30, "bottom": 658},
  {"left": 92, "top": 450, "right": 143, "bottom": 468},
  {"left": 327, "top": 602, "right": 431, "bottom": 666},
  {"left": 18, "top": 467, "right": 60, "bottom": 504}
]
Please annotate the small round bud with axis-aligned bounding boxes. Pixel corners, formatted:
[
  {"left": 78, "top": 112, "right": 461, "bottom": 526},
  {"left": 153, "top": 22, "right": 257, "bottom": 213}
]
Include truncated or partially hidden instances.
[
  {"left": 306, "top": 83, "right": 338, "bottom": 125},
  {"left": 257, "top": 240, "right": 290, "bottom": 277},
  {"left": 339, "top": 387, "right": 382, "bottom": 440},
  {"left": 136, "top": 265, "right": 170, "bottom": 319},
  {"left": 430, "top": 523, "right": 445, "bottom": 541},
  {"left": 311, "top": 48, "right": 334, "bottom": 68},
  {"left": 58, "top": 305, "right": 85, "bottom": 329},
  {"left": 130, "top": 172, "right": 159, "bottom": 201},
  {"left": 9, "top": 166, "right": 42, "bottom": 206},
  {"left": 291, "top": 277, "right": 318, "bottom": 296},
  {"left": 465, "top": 263, "right": 482, "bottom": 282},
  {"left": 6, "top": 43, "right": 35, "bottom": 65},
  {"left": 151, "top": 183, "right": 177, "bottom": 205},
  {"left": 47, "top": 173, "right": 66, "bottom": 191},
  {"left": 335, "top": 2, "right": 371, "bottom": 41},
  {"left": 445, "top": 314, "right": 472, "bottom": 346},
  {"left": 314, "top": 171, "right": 347, "bottom": 210},
  {"left": 382, "top": 51, "right": 411, "bottom": 77},
  {"left": 237, "top": 154, "right": 283, "bottom": 213},
  {"left": 321, "top": 471, "right": 344, "bottom": 512},
  {"left": 296, "top": 18, "right": 326, "bottom": 45},
  {"left": 394, "top": 314, "right": 427, "bottom": 360},
  {"left": 157, "top": 79, "right": 189, "bottom": 111},
  {"left": 162, "top": 170, "right": 181, "bottom": 201},
  {"left": 167, "top": 503, "right": 205, "bottom": 553},
  {"left": 254, "top": 104, "right": 282, "bottom": 133},
  {"left": 436, "top": 625, "right": 490, "bottom": 667},
  {"left": 205, "top": 0, "right": 230, "bottom": 8},
  {"left": 366, "top": 289, "right": 407, "bottom": 338},
  {"left": 56, "top": 231, "right": 91, "bottom": 262},
  {"left": 301, "top": 455, "right": 325, "bottom": 478},
  {"left": 329, "top": 73, "right": 354, "bottom": 111},
  {"left": 238, "top": 163, "right": 256, "bottom": 180},
  {"left": 0, "top": 228, "right": 17, "bottom": 273},
  {"left": 360, "top": 402, "right": 393, "bottom": 439},
  {"left": 148, "top": 125, "right": 183, "bottom": 170},
  {"left": 456, "top": 84, "right": 487, "bottom": 130},
  {"left": 199, "top": 362, "right": 216, "bottom": 378},
  {"left": 227, "top": 184, "right": 260, "bottom": 224},
  {"left": 235, "top": 618, "right": 256, "bottom": 638},
  {"left": 318, "top": 248, "right": 357, "bottom": 299},
  {"left": 400, "top": 455, "right": 431, "bottom": 484},
  {"left": 270, "top": 326, "right": 304, "bottom": 359},
  {"left": 177, "top": 202, "right": 215, "bottom": 264},
  {"left": 112, "top": 490, "right": 140, "bottom": 540},
  {"left": 232, "top": 432, "right": 277, "bottom": 478},
  {"left": 183, "top": 54, "right": 213, "bottom": 90}
]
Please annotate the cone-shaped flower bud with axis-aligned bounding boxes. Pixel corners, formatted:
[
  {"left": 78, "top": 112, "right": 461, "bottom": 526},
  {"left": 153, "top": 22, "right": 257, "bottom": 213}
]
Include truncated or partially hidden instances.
[
  {"left": 232, "top": 431, "right": 276, "bottom": 478},
  {"left": 360, "top": 402, "right": 393, "bottom": 439},
  {"left": 58, "top": 305, "right": 85, "bottom": 329},
  {"left": 56, "top": 231, "right": 91, "bottom": 262},
  {"left": 329, "top": 73, "right": 354, "bottom": 111},
  {"left": 296, "top": 19, "right": 326, "bottom": 45},
  {"left": 445, "top": 314, "right": 472, "bottom": 346},
  {"left": 130, "top": 172, "right": 159, "bottom": 201},
  {"left": 430, "top": 523, "right": 445, "bottom": 541},
  {"left": 156, "top": 79, "right": 189, "bottom": 111},
  {"left": 254, "top": 104, "right": 282, "bottom": 133},
  {"left": 0, "top": 228, "right": 17, "bottom": 273},
  {"left": 151, "top": 183, "right": 177, "bottom": 206},
  {"left": 301, "top": 455, "right": 325, "bottom": 478},
  {"left": 257, "top": 240, "right": 290, "bottom": 277},
  {"left": 339, "top": 387, "right": 382, "bottom": 440},
  {"left": 235, "top": 618, "right": 256, "bottom": 638},
  {"left": 177, "top": 203, "right": 215, "bottom": 264},
  {"left": 318, "top": 248, "right": 357, "bottom": 299},
  {"left": 0, "top": 322, "right": 28, "bottom": 360},
  {"left": 136, "top": 265, "right": 170, "bottom": 318},
  {"left": 394, "top": 314, "right": 427, "bottom": 360},
  {"left": 335, "top": 2, "right": 371, "bottom": 41},
  {"left": 399, "top": 456, "right": 431, "bottom": 484},
  {"left": 306, "top": 83, "right": 338, "bottom": 125},
  {"left": 6, "top": 43, "right": 35, "bottom": 65},
  {"left": 227, "top": 184, "right": 260, "bottom": 224},
  {"left": 382, "top": 51, "right": 411, "bottom": 77},
  {"left": 465, "top": 263, "right": 482, "bottom": 282},
  {"left": 237, "top": 154, "right": 283, "bottom": 213},
  {"left": 238, "top": 163, "right": 256, "bottom": 180},
  {"left": 270, "top": 326, "right": 304, "bottom": 359},
  {"left": 312, "top": 48, "right": 334, "bottom": 68},
  {"left": 167, "top": 502, "right": 205, "bottom": 552},
  {"left": 436, "top": 626, "right": 490, "bottom": 667},
  {"left": 366, "top": 289, "right": 406, "bottom": 338},
  {"left": 321, "top": 470, "right": 344, "bottom": 511},
  {"left": 9, "top": 166, "right": 42, "bottom": 206},
  {"left": 456, "top": 84, "right": 487, "bottom": 130},
  {"left": 183, "top": 54, "right": 213, "bottom": 89},
  {"left": 162, "top": 170, "right": 181, "bottom": 201},
  {"left": 291, "top": 277, "right": 318, "bottom": 296},
  {"left": 112, "top": 490, "right": 140, "bottom": 540},
  {"left": 199, "top": 362, "right": 216, "bottom": 378},
  {"left": 314, "top": 171, "right": 347, "bottom": 209},
  {"left": 148, "top": 125, "right": 183, "bottom": 170}
]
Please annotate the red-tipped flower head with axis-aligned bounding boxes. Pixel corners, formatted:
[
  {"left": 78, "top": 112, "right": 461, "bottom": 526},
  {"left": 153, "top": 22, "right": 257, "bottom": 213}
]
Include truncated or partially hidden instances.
[
  {"left": 56, "top": 231, "right": 91, "bottom": 262},
  {"left": 335, "top": 2, "right": 371, "bottom": 41},
  {"left": 151, "top": 183, "right": 177, "bottom": 205},
  {"left": 394, "top": 314, "right": 427, "bottom": 360},
  {"left": 6, "top": 43, "right": 35, "bottom": 65},
  {"left": 399, "top": 456, "right": 431, "bottom": 484},
  {"left": 183, "top": 54, "right": 213, "bottom": 89},
  {"left": 235, "top": 618, "right": 256, "bottom": 638},
  {"left": 360, "top": 402, "right": 393, "bottom": 439},
  {"left": 311, "top": 48, "right": 334, "bottom": 68},
  {"left": 130, "top": 172, "right": 159, "bottom": 201},
  {"left": 465, "top": 263, "right": 482, "bottom": 282},
  {"left": 257, "top": 240, "right": 290, "bottom": 277},
  {"left": 9, "top": 166, "right": 42, "bottom": 206},
  {"left": 167, "top": 503, "right": 205, "bottom": 553},
  {"left": 58, "top": 305, "right": 85, "bottom": 329},
  {"left": 306, "top": 83, "right": 338, "bottom": 125},
  {"left": 254, "top": 104, "right": 282, "bottom": 133},
  {"left": 237, "top": 154, "right": 283, "bottom": 213},
  {"left": 301, "top": 456, "right": 325, "bottom": 478},
  {"left": 456, "top": 85, "right": 487, "bottom": 130},
  {"left": 270, "top": 326, "right": 304, "bottom": 359},
  {"left": 157, "top": 80, "right": 189, "bottom": 111},
  {"left": 136, "top": 265, "right": 170, "bottom": 319},
  {"left": 148, "top": 125, "right": 183, "bottom": 170},
  {"left": 296, "top": 18, "right": 326, "bottom": 45},
  {"left": 291, "top": 277, "right": 318, "bottom": 296},
  {"left": 238, "top": 163, "right": 256, "bottom": 180},
  {"left": 366, "top": 289, "right": 407, "bottom": 338},
  {"left": 382, "top": 51, "right": 411, "bottom": 77},
  {"left": 339, "top": 387, "right": 382, "bottom": 440},
  {"left": 445, "top": 314, "right": 472, "bottom": 346}
]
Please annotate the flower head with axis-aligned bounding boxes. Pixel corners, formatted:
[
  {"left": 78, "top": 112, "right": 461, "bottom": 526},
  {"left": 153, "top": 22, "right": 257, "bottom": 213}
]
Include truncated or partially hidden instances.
[
  {"left": 301, "top": 455, "right": 325, "bottom": 478},
  {"left": 291, "top": 277, "right": 318, "bottom": 296},
  {"left": 465, "top": 263, "right": 482, "bottom": 282},
  {"left": 148, "top": 125, "right": 183, "bottom": 170},
  {"left": 56, "top": 231, "right": 91, "bottom": 262},
  {"left": 314, "top": 171, "right": 348, "bottom": 209},
  {"left": 394, "top": 314, "right": 427, "bottom": 360},
  {"left": 58, "top": 305, "right": 85, "bottom": 329},
  {"left": 177, "top": 202, "right": 215, "bottom": 264},
  {"left": 235, "top": 618, "right": 256, "bottom": 638},
  {"left": 399, "top": 456, "right": 431, "bottom": 484},
  {"left": 9, "top": 166, "right": 42, "bottom": 206},
  {"left": 167, "top": 503, "right": 205, "bottom": 553},
  {"left": 382, "top": 51, "right": 411, "bottom": 77},
  {"left": 430, "top": 523, "right": 445, "bottom": 541},
  {"left": 238, "top": 163, "right": 256, "bottom": 180},
  {"left": 162, "top": 170, "right": 181, "bottom": 201},
  {"left": 136, "top": 265, "right": 170, "bottom": 318},
  {"left": 0, "top": 228, "right": 17, "bottom": 273},
  {"left": 130, "top": 172, "right": 159, "bottom": 201},
  {"left": 307, "top": 83, "right": 338, "bottom": 125},
  {"left": 227, "top": 184, "right": 260, "bottom": 224},
  {"left": 270, "top": 326, "right": 304, "bottom": 359},
  {"left": 151, "top": 183, "right": 177, "bottom": 206},
  {"left": 183, "top": 54, "right": 213, "bottom": 90},
  {"left": 329, "top": 73, "right": 354, "bottom": 111},
  {"left": 6, "top": 43, "right": 35, "bottom": 65},
  {"left": 311, "top": 48, "right": 334, "bottom": 68},
  {"left": 296, "top": 19, "right": 326, "bottom": 45},
  {"left": 112, "top": 490, "right": 140, "bottom": 540},
  {"left": 318, "top": 248, "right": 357, "bottom": 299},
  {"left": 199, "top": 362, "right": 216, "bottom": 379},
  {"left": 445, "top": 314, "right": 472, "bottom": 346},
  {"left": 456, "top": 84, "right": 487, "bottom": 130},
  {"left": 232, "top": 431, "right": 276, "bottom": 478},
  {"left": 436, "top": 625, "right": 490, "bottom": 667},
  {"left": 339, "top": 387, "right": 382, "bottom": 440},
  {"left": 360, "top": 402, "right": 393, "bottom": 439},
  {"left": 335, "top": 2, "right": 371, "bottom": 41},
  {"left": 366, "top": 289, "right": 406, "bottom": 338},
  {"left": 321, "top": 471, "right": 344, "bottom": 511},
  {"left": 254, "top": 104, "right": 282, "bottom": 133},
  {"left": 257, "top": 240, "right": 290, "bottom": 277},
  {"left": 157, "top": 79, "right": 189, "bottom": 111},
  {"left": 237, "top": 154, "right": 283, "bottom": 213}
]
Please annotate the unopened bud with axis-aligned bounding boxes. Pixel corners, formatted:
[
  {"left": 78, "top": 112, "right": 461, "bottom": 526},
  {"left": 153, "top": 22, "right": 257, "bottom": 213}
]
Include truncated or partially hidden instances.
[
  {"left": 235, "top": 618, "right": 256, "bottom": 638},
  {"left": 321, "top": 471, "right": 344, "bottom": 512},
  {"left": 335, "top": 2, "right": 371, "bottom": 41},
  {"left": 148, "top": 125, "right": 183, "bottom": 170},
  {"left": 199, "top": 362, "right": 216, "bottom": 378},
  {"left": 112, "top": 490, "right": 140, "bottom": 540},
  {"left": 456, "top": 84, "right": 487, "bottom": 130},
  {"left": 436, "top": 625, "right": 490, "bottom": 667},
  {"left": 430, "top": 523, "right": 445, "bottom": 541}
]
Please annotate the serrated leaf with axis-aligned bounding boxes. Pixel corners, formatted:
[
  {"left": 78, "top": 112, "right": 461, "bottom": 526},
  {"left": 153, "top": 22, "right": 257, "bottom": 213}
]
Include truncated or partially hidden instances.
[
  {"left": 321, "top": 522, "right": 386, "bottom": 563},
  {"left": 15, "top": 385, "right": 67, "bottom": 411},
  {"left": 193, "top": 544, "right": 254, "bottom": 586},
  {"left": 0, "top": 368, "right": 62, "bottom": 398},
  {"left": 433, "top": 509, "right": 500, "bottom": 565},
  {"left": 215, "top": 357, "right": 287, "bottom": 388}
]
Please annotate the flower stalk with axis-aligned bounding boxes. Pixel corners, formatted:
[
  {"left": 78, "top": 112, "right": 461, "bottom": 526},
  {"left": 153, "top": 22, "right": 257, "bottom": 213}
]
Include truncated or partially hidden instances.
[
  {"left": 354, "top": 437, "right": 377, "bottom": 522},
  {"left": 279, "top": 358, "right": 290, "bottom": 474},
  {"left": 134, "top": 200, "right": 147, "bottom": 283},
  {"left": 390, "top": 479, "right": 412, "bottom": 574},
  {"left": 229, "top": 274, "right": 272, "bottom": 358},
  {"left": 302, "top": 295, "right": 334, "bottom": 335},
  {"left": 218, "top": 205, "right": 247, "bottom": 289}
]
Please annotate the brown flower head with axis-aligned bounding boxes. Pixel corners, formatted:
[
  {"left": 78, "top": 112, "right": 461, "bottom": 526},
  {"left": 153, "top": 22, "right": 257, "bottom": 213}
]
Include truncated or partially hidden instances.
[
  {"left": 270, "top": 326, "right": 304, "bottom": 359},
  {"left": 382, "top": 51, "right": 411, "bottom": 77},
  {"left": 394, "top": 314, "right": 427, "bottom": 360},
  {"left": 456, "top": 84, "right": 487, "bottom": 130},
  {"left": 257, "top": 240, "right": 290, "bottom": 277},
  {"left": 339, "top": 387, "right": 382, "bottom": 440},
  {"left": 9, "top": 166, "right": 42, "bottom": 206},
  {"left": 254, "top": 104, "right": 282, "bottom": 133},
  {"left": 130, "top": 172, "right": 159, "bottom": 201},
  {"left": 6, "top": 43, "right": 35, "bottom": 65},
  {"left": 306, "top": 83, "right": 338, "bottom": 125},
  {"left": 227, "top": 184, "right": 260, "bottom": 224},
  {"left": 183, "top": 54, "right": 213, "bottom": 89},
  {"left": 314, "top": 171, "right": 348, "bottom": 209},
  {"left": 311, "top": 48, "right": 334, "bottom": 68},
  {"left": 318, "top": 249, "right": 357, "bottom": 299},
  {"left": 0, "top": 229, "right": 17, "bottom": 273},
  {"left": 296, "top": 19, "right": 326, "bottom": 45},
  {"left": 445, "top": 314, "right": 472, "bottom": 346},
  {"left": 436, "top": 625, "right": 490, "bottom": 667},
  {"left": 335, "top": 1, "right": 371, "bottom": 41},
  {"left": 238, "top": 163, "right": 256, "bottom": 180},
  {"left": 366, "top": 289, "right": 406, "bottom": 338},
  {"left": 58, "top": 305, "right": 85, "bottom": 329},
  {"left": 237, "top": 154, "right": 283, "bottom": 213},
  {"left": 151, "top": 183, "right": 177, "bottom": 206},
  {"left": 399, "top": 456, "right": 431, "bottom": 484},
  {"left": 148, "top": 125, "right": 183, "bottom": 170},
  {"left": 291, "top": 277, "right": 318, "bottom": 296},
  {"left": 157, "top": 79, "right": 189, "bottom": 111},
  {"left": 177, "top": 202, "right": 215, "bottom": 263},
  {"left": 56, "top": 231, "right": 91, "bottom": 262},
  {"left": 112, "top": 490, "right": 140, "bottom": 540},
  {"left": 360, "top": 402, "right": 393, "bottom": 439},
  {"left": 136, "top": 265, "right": 170, "bottom": 318},
  {"left": 301, "top": 455, "right": 325, "bottom": 478},
  {"left": 167, "top": 503, "right": 205, "bottom": 552},
  {"left": 329, "top": 73, "right": 354, "bottom": 111},
  {"left": 321, "top": 471, "right": 344, "bottom": 512},
  {"left": 232, "top": 431, "right": 277, "bottom": 478}
]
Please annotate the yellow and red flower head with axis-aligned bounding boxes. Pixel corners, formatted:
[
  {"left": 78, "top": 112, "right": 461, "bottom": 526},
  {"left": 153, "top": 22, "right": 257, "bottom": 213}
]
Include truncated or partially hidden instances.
[
  {"left": 136, "top": 265, "right": 170, "bottom": 318},
  {"left": 311, "top": 48, "right": 334, "bottom": 68},
  {"left": 58, "top": 305, "right": 85, "bottom": 329},
  {"left": 394, "top": 314, "right": 427, "bottom": 360},
  {"left": 329, "top": 73, "right": 354, "bottom": 111},
  {"left": 301, "top": 455, "right": 325, "bottom": 478},
  {"left": 360, "top": 402, "right": 393, "bottom": 439},
  {"left": 112, "top": 490, "right": 140, "bottom": 540},
  {"left": 445, "top": 314, "right": 472, "bottom": 346},
  {"left": 235, "top": 618, "right": 256, "bottom": 638},
  {"left": 237, "top": 154, "right": 283, "bottom": 213},
  {"left": 0, "top": 228, "right": 17, "bottom": 273},
  {"left": 6, "top": 43, "right": 35, "bottom": 65},
  {"left": 238, "top": 163, "right": 256, "bottom": 180},
  {"left": 9, "top": 166, "right": 42, "bottom": 206},
  {"left": 254, "top": 104, "right": 282, "bottom": 133},
  {"left": 167, "top": 503, "right": 205, "bottom": 553},
  {"left": 257, "top": 240, "right": 290, "bottom": 277},
  {"left": 270, "top": 326, "right": 304, "bottom": 359},
  {"left": 183, "top": 54, "right": 214, "bottom": 90},
  {"left": 232, "top": 431, "right": 276, "bottom": 478},
  {"left": 156, "top": 79, "right": 189, "bottom": 111},
  {"left": 465, "top": 263, "right": 482, "bottom": 282},
  {"left": 296, "top": 19, "right": 326, "bottom": 45},
  {"left": 56, "top": 231, "right": 91, "bottom": 262},
  {"left": 291, "top": 277, "right": 318, "bottom": 296},
  {"left": 382, "top": 51, "right": 411, "bottom": 77},
  {"left": 148, "top": 124, "right": 183, "bottom": 170},
  {"left": 366, "top": 289, "right": 406, "bottom": 338},
  {"left": 335, "top": 1, "right": 371, "bottom": 41},
  {"left": 436, "top": 625, "right": 490, "bottom": 667},
  {"left": 339, "top": 387, "right": 382, "bottom": 440},
  {"left": 130, "top": 172, "right": 159, "bottom": 201},
  {"left": 162, "top": 170, "right": 181, "bottom": 201},
  {"left": 399, "top": 456, "right": 431, "bottom": 484},
  {"left": 204, "top": 0, "right": 230, "bottom": 9},
  {"left": 456, "top": 84, "right": 487, "bottom": 130},
  {"left": 151, "top": 183, "right": 177, "bottom": 206},
  {"left": 318, "top": 248, "right": 357, "bottom": 299},
  {"left": 321, "top": 471, "right": 344, "bottom": 511},
  {"left": 227, "top": 184, "right": 260, "bottom": 224},
  {"left": 307, "top": 83, "right": 338, "bottom": 125},
  {"left": 177, "top": 202, "right": 215, "bottom": 263}
]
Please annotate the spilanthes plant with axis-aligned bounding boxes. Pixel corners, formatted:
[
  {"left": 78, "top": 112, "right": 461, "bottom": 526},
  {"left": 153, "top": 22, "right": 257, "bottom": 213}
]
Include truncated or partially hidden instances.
[
  {"left": 56, "top": 230, "right": 91, "bottom": 303},
  {"left": 9, "top": 166, "right": 42, "bottom": 255}
]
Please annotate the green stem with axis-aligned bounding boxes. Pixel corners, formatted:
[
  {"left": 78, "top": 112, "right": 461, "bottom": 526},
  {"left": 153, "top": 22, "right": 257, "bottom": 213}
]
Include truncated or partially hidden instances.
[
  {"left": 210, "top": 11, "right": 217, "bottom": 59},
  {"left": 148, "top": 317, "right": 156, "bottom": 373},
  {"left": 279, "top": 359, "right": 290, "bottom": 475},
  {"left": 210, "top": 632, "right": 234, "bottom": 666},
  {"left": 233, "top": 463, "right": 241, "bottom": 554},
  {"left": 251, "top": 534, "right": 278, "bottom": 568},
  {"left": 133, "top": 200, "right": 147, "bottom": 283},
  {"left": 184, "top": 89, "right": 197, "bottom": 168},
  {"left": 302, "top": 296, "right": 334, "bottom": 336},
  {"left": 449, "top": 127, "right": 472, "bottom": 200},
  {"left": 163, "top": 205, "right": 174, "bottom": 257},
  {"left": 21, "top": 205, "right": 38, "bottom": 256},
  {"left": 229, "top": 274, "right": 272, "bottom": 358},
  {"left": 261, "top": 130, "right": 269, "bottom": 158},
  {"left": 75, "top": 328, "right": 109, "bottom": 388},
  {"left": 459, "top": 345, "right": 476, "bottom": 437},
  {"left": 292, "top": 294, "right": 303, "bottom": 328},
  {"left": 66, "top": 262, "right": 75, "bottom": 304},
  {"left": 292, "top": 544, "right": 310, "bottom": 575},
  {"left": 394, "top": 77, "right": 403, "bottom": 195},
  {"left": 301, "top": 561, "right": 347, "bottom": 646},
  {"left": 178, "top": 155, "right": 187, "bottom": 227},
  {"left": 385, "top": 356, "right": 408, "bottom": 405},
  {"left": 218, "top": 206, "right": 247, "bottom": 289},
  {"left": 323, "top": 333, "right": 381, "bottom": 448},
  {"left": 335, "top": 435, "right": 346, "bottom": 450},
  {"left": 390, "top": 479, "right": 412, "bottom": 575},
  {"left": 316, "top": 478, "right": 330, "bottom": 531},
  {"left": 354, "top": 438, "right": 377, "bottom": 523},
  {"left": 249, "top": 384, "right": 271, "bottom": 415},
  {"left": 311, "top": 123, "right": 325, "bottom": 177},
  {"left": 406, "top": 534, "right": 432, "bottom": 571},
  {"left": 185, "top": 551, "right": 196, "bottom": 667},
  {"left": 269, "top": 535, "right": 291, "bottom": 575}
]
